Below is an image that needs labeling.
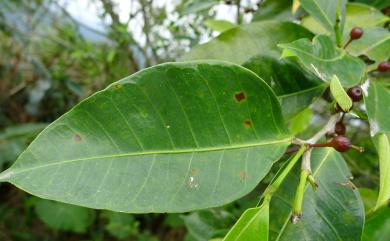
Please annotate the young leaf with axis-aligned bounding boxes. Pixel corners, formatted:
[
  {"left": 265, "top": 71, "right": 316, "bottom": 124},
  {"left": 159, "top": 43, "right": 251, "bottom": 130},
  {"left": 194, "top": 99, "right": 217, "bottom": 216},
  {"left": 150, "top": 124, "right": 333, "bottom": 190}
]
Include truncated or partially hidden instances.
[
  {"left": 243, "top": 55, "right": 326, "bottom": 119},
  {"left": 223, "top": 202, "right": 269, "bottom": 241},
  {"left": 373, "top": 133, "right": 390, "bottom": 210},
  {"left": 364, "top": 82, "right": 390, "bottom": 135},
  {"left": 269, "top": 148, "right": 364, "bottom": 241},
  {"left": 182, "top": 21, "right": 313, "bottom": 63},
  {"left": 0, "top": 61, "right": 290, "bottom": 213},
  {"left": 300, "top": 0, "right": 347, "bottom": 34},
  {"left": 279, "top": 35, "right": 365, "bottom": 87},
  {"left": 330, "top": 75, "right": 353, "bottom": 112}
]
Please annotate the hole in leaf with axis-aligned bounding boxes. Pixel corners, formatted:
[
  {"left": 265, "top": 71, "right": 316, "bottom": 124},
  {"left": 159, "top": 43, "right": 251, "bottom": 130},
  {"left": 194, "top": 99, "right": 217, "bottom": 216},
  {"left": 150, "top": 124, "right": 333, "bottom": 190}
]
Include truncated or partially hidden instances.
[
  {"left": 239, "top": 171, "right": 248, "bottom": 181},
  {"left": 234, "top": 92, "right": 246, "bottom": 102},
  {"left": 113, "top": 83, "right": 122, "bottom": 90},
  {"left": 191, "top": 168, "right": 198, "bottom": 176},
  {"left": 187, "top": 176, "right": 199, "bottom": 189},
  {"left": 74, "top": 134, "right": 82, "bottom": 142},
  {"left": 244, "top": 120, "right": 252, "bottom": 128}
]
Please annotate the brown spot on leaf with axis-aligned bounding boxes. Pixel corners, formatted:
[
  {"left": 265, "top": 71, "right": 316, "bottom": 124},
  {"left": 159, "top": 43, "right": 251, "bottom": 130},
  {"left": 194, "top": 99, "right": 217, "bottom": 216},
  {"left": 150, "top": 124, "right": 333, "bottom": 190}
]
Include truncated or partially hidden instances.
[
  {"left": 113, "top": 83, "right": 122, "bottom": 90},
  {"left": 239, "top": 171, "right": 248, "bottom": 181},
  {"left": 234, "top": 92, "right": 246, "bottom": 102},
  {"left": 244, "top": 120, "right": 252, "bottom": 128},
  {"left": 74, "top": 134, "right": 82, "bottom": 142},
  {"left": 191, "top": 168, "right": 198, "bottom": 176}
]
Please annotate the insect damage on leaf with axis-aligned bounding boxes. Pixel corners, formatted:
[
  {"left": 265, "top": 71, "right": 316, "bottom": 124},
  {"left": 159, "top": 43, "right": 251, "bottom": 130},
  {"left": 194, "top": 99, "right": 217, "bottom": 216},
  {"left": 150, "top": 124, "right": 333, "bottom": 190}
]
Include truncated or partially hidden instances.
[
  {"left": 74, "top": 134, "right": 82, "bottom": 142},
  {"left": 112, "top": 83, "right": 122, "bottom": 90},
  {"left": 244, "top": 120, "right": 252, "bottom": 128},
  {"left": 234, "top": 91, "right": 246, "bottom": 102},
  {"left": 239, "top": 171, "right": 248, "bottom": 181}
]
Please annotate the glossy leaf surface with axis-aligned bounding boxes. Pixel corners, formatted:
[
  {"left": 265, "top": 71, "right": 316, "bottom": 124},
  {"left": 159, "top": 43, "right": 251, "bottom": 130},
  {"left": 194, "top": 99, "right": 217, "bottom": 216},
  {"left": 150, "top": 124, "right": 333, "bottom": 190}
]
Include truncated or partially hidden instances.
[
  {"left": 269, "top": 148, "right": 364, "bottom": 241},
  {"left": 280, "top": 35, "right": 365, "bottom": 87},
  {"left": 243, "top": 55, "right": 326, "bottom": 119},
  {"left": 182, "top": 21, "right": 313, "bottom": 63},
  {"left": 0, "top": 61, "right": 290, "bottom": 213}
]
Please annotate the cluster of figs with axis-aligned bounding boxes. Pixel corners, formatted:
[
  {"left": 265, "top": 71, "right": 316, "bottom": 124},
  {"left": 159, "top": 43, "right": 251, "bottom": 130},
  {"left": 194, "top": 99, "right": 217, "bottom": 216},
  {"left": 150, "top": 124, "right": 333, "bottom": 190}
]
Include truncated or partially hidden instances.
[{"left": 309, "top": 27, "right": 390, "bottom": 153}]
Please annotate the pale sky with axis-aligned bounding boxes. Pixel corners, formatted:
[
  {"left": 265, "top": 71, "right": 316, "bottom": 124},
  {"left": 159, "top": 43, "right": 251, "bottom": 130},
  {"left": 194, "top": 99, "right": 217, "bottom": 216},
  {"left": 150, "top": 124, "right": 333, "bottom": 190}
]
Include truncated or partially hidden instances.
[{"left": 58, "top": 0, "right": 256, "bottom": 43}]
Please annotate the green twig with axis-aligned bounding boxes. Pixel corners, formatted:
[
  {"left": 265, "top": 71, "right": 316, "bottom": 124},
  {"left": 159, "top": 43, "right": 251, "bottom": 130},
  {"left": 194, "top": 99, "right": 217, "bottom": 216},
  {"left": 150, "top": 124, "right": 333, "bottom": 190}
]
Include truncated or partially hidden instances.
[
  {"left": 260, "top": 145, "right": 307, "bottom": 203},
  {"left": 291, "top": 170, "right": 310, "bottom": 224}
]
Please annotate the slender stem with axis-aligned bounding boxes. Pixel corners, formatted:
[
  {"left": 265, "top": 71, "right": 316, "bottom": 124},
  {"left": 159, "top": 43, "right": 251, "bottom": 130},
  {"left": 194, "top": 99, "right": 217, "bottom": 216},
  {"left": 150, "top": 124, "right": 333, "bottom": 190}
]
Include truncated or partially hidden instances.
[
  {"left": 310, "top": 143, "right": 331, "bottom": 148},
  {"left": 236, "top": 0, "right": 241, "bottom": 24},
  {"left": 261, "top": 145, "right": 307, "bottom": 201},
  {"left": 307, "top": 173, "right": 318, "bottom": 191},
  {"left": 291, "top": 170, "right": 309, "bottom": 223},
  {"left": 307, "top": 114, "right": 341, "bottom": 144},
  {"left": 343, "top": 38, "right": 352, "bottom": 49},
  {"left": 334, "top": 1, "right": 342, "bottom": 48}
]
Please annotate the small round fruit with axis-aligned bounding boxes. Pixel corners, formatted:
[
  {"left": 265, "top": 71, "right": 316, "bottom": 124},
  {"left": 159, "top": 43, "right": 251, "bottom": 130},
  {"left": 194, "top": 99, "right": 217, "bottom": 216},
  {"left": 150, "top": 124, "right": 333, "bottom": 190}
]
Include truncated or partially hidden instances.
[
  {"left": 330, "top": 136, "right": 351, "bottom": 152},
  {"left": 377, "top": 61, "right": 390, "bottom": 72},
  {"left": 335, "top": 122, "right": 346, "bottom": 135},
  {"left": 347, "top": 86, "right": 363, "bottom": 102},
  {"left": 350, "top": 27, "right": 363, "bottom": 40}
]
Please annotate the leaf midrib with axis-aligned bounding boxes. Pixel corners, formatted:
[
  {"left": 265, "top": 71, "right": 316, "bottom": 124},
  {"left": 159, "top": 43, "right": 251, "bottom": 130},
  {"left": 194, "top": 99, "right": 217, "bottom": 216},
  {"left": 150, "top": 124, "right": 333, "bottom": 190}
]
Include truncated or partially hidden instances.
[
  {"left": 281, "top": 44, "right": 347, "bottom": 62},
  {"left": 0, "top": 137, "right": 291, "bottom": 180}
]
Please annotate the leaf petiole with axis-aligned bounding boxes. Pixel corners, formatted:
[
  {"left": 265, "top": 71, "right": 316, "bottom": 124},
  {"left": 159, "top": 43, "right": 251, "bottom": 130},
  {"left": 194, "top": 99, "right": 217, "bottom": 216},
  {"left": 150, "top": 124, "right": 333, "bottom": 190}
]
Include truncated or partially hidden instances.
[
  {"left": 260, "top": 145, "right": 307, "bottom": 203},
  {"left": 291, "top": 170, "right": 310, "bottom": 224}
]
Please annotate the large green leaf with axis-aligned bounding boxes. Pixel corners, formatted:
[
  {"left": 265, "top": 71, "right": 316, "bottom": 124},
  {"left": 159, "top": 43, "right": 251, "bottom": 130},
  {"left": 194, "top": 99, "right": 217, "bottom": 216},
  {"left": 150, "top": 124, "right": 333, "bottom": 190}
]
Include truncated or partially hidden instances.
[
  {"left": 242, "top": 55, "right": 326, "bottom": 119},
  {"left": 181, "top": 21, "right": 313, "bottom": 64},
  {"left": 0, "top": 61, "right": 290, "bottom": 213},
  {"left": 300, "top": 0, "right": 347, "bottom": 34},
  {"left": 373, "top": 133, "right": 390, "bottom": 210},
  {"left": 365, "top": 82, "right": 390, "bottom": 135},
  {"left": 223, "top": 202, "right": 269, "bottom": 241},
  {"left": 363, "top": 207, "right": 390, "bottom": 241},
  {"left": 302, "top": 3, "right": 389, "bottom": 34},
  {"left": 343, "top": 3, "right": 389, "bottom": 29},
  {"left": 252, "top": 0, "right": 293, "bottom": 22},
  {"left": 269, "top": 148, "right": 364, "bottom": 241},
  {"left": 280, "top": 35, "right": 365, "bottom": 87},
  {"left": 347, "top": 27, "right": 390, "bottom": 64}
]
